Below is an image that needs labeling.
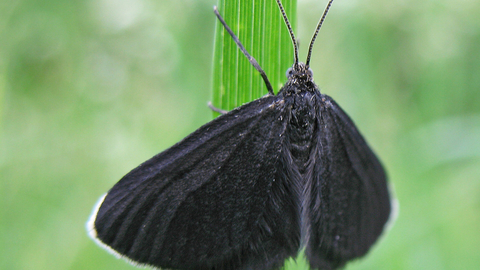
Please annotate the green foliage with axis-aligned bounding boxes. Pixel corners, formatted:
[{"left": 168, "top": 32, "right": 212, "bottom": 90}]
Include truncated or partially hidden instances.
[{"left": 212, "top": 0, "right": 296, "bottom": 112}]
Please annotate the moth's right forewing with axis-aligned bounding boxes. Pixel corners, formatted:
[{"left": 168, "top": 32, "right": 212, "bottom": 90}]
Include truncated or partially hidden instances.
[
  {"left": 89, "top": 95, "right": 300, "bottom": 270},
  {"left": 305, "top": 95, "right": 391, "bottom": 270}
]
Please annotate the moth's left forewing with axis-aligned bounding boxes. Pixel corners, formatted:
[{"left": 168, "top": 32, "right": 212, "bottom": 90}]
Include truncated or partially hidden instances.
[
  {"left": 88, "top": 96, "right": 302, "bottom": 270},
  {"left": 305, "top": 94, "right": 391, "bottom": 270}
]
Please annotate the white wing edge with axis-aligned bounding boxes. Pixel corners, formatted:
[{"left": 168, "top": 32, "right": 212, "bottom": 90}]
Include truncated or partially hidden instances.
[
  {"left": 385, "top": 182, "right": 399, "bottom": 233},
  {"left": 86, "top": 193, "right": 164, "bottom": 270}
]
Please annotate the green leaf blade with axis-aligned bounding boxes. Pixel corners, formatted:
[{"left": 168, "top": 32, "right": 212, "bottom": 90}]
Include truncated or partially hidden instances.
[{"left": 212, "top": 0, "right": 297, "bottom": 113}]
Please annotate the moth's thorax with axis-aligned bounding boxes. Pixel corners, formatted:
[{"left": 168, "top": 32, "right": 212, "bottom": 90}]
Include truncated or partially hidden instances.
[
  {"left": 284, "top": 89, "right": 318, "bottom": 173},
  {"left": 277, "top": 63, "right": 319, "bottom": 172}
]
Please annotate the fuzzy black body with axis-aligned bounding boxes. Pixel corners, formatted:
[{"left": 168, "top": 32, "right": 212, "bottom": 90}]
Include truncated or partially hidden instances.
[{"left": 88, "top": 63, "right": 391, "bottom": 270}]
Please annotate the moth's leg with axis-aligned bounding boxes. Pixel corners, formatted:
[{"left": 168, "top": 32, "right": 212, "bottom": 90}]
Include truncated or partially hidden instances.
[
  {"left": 207, "top": 101, "right": 228, "bottom": 115},
  {"left": 213, "top": 6, "right": 274, "bottom": 96}
]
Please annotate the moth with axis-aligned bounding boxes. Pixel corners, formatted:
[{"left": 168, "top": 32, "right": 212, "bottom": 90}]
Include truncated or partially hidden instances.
[{"left": 87, "top": 0, "right": 393, "bottom": 269}]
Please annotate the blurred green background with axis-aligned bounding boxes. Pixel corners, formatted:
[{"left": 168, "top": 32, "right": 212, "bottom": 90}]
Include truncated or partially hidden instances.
[{"left": 1, "top": 0, "right": 480, "bottom": 269}]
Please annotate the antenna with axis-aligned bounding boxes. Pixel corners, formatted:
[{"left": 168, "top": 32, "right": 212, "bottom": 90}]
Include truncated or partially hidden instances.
[
  {"left": 306, "top": 0, "right": 334, "bottom": 68},
  {"left": 275, "top": 0, "right": 299, "bottom": 68}
]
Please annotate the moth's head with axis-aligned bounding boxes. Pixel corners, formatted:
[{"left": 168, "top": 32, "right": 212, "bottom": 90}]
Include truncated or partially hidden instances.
[
  {"left": 280, "top": 0, "right": 334, "bottom": 89},
  {"left": 286, "top": 62, "right": 314, "bottom": 82}
]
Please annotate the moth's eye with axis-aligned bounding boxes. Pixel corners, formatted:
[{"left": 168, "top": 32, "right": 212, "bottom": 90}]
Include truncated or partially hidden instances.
[
  {"left": 286, "top": 67, "right": 293, "bottom": 78},
  {"left": 307, "top": 68, "right": 314, "bottom": 78}
]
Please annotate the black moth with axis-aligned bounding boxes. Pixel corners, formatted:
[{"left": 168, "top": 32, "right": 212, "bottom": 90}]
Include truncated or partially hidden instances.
[{"left": 87, "top": 0, "right": 392, "bottom": 269}]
